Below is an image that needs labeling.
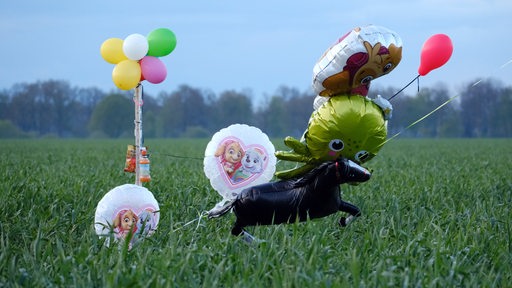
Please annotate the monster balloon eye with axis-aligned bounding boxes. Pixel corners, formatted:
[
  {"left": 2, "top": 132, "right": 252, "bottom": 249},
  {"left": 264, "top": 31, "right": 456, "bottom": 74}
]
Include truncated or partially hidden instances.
[
  {"left": 329, "top": 139, "right": 345, "bottom": 152},
  {"left": 354, "top": 150, "right": 370, "bottom": 163}
]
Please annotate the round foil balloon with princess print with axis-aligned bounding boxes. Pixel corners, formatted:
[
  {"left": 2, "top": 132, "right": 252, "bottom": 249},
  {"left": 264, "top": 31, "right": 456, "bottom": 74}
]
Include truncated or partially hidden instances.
[
  {"left": 204, "top": 124, "right": 276, "bottom": 205},
  {"left": 94, "top": 184, "right": 160, "bottom": 248}
]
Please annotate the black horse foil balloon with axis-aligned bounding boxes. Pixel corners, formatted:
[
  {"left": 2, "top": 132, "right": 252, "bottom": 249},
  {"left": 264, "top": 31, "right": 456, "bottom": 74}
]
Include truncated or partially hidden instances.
[{"left": 208, "top": 157, "right": 371, "bottom": 241}]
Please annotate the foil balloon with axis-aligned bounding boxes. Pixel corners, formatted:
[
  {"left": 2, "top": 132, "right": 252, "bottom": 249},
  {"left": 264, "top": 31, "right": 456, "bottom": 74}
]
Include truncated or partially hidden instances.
[
  {"left": 208, "top": 158, "right": 372, "bottom": 242},
  {"left": 312, "top": 25, "right": 403, "bottom": 97},
  {"left": 95, "top": 184, "right": 160, "bottom": 248},
  {"left": 418, "top": 34, "right": 453, "bottom": 76},
  {"left": 275, "top": 95, "right": 387, "bottom": 179},
  {"left": 204, "top": 124, "right": 276, "bottom": 209}
]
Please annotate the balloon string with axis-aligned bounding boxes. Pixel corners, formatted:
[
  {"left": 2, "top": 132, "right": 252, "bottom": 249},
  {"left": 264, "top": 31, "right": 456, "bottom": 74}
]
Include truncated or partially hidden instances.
[
  {"left": 380, "top": 93, "right": 460, "bottom": 147},
  {"left": 377, "top": 57, "right": 512, "bottom": 150},
  {"left": 388, "top": 74, "right": 420, "bottom": 101},
  {"left": 172, "top": 211, "right": 208, "bottom": 232},
  {"left": 157, "top": 152, "right": 204, "bottom": 161}
]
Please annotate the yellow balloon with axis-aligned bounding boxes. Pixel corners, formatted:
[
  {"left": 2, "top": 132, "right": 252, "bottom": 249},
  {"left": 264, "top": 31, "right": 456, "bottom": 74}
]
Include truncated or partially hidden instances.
[
  {"left": 101, "top": 38, "right": 128, "bottom": 64},
  {"left": 112, "top": 60, "right": 141, "bottom": 90}
]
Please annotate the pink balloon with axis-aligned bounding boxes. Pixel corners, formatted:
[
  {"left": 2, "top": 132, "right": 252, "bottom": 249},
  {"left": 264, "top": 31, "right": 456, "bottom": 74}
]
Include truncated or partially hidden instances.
[
  {"left": 418, "top": 34, "right": 453, "bottom": 76},
  {"left": 140, "top": 56, "right": 167, "bottom": 84}
]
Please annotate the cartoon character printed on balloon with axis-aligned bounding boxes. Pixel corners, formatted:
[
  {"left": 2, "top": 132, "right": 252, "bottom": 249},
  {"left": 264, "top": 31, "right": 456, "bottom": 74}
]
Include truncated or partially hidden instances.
[
  {"left": 214, "top": 138, "right": 268, "bottom": 186},
  {"left": 204, "top": 124, "right": 277, "bottom": 210},
  {"left": 232, "top": 147, "right": 267, "bottom": 184},
  {"left": 113, "top": 209, "right": 138, "bottom": 237},
  {"left": 112, "top": 208, "right": 157, "bottom": 241},
  {"left": 95, "top": 184, "right": 160, "bottom": 249},
  {"left": 215, "top": 139, "right": 244, "bottom": 179},
  {"left": 314, "top": 28, "right": 402, "bottom": 98}
]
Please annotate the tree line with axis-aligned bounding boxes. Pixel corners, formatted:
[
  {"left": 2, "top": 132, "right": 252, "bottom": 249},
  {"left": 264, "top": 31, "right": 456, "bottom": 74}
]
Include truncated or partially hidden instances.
[{"left": 0, "top": 79, "right": 511, "bottom": 139}]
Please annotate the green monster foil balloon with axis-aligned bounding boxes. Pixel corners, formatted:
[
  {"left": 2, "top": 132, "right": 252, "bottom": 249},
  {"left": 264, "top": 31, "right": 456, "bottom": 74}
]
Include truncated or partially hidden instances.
[
  {"left": 275, "top": 25, "right": 402, "bottom": 179},
  {"left": 275, "top": 95, "right": 387, "bottom": 179}
]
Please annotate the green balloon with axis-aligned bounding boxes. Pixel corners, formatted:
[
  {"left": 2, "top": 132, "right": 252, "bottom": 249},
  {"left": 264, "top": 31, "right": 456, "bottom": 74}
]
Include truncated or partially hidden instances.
[
  {"left": 306, "top": 95, "right": 387, "bottom": 163},
  {"left": 275, "top": 95, "right": 387, "bottom": 179},
  {"left": 147, "top": 28, "right": 177, "bottom": 57}
]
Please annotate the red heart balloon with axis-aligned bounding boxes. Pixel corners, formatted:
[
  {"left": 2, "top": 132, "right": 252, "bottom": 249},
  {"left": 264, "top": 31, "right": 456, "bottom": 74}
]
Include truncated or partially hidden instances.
[{"left": 418, "top": 34, "right": 453, "bottom": 76}]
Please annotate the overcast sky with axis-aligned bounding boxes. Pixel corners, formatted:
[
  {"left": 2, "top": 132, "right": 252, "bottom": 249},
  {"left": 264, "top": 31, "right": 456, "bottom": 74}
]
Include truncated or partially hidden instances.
[{"left": 1, "top": 0, "right": 511, "bottom": 103}]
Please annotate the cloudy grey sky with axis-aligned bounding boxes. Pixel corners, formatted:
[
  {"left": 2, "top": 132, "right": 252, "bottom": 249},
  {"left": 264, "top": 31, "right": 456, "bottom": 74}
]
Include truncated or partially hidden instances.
[{"left": 1, "top": 0, "right": 511, "bottom": 102}]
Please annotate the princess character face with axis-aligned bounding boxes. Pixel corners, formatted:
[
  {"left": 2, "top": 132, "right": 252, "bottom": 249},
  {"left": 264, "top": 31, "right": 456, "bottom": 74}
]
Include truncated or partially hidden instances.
[{"left": 114, "top": 209, "right": 139, "bottom": 233}]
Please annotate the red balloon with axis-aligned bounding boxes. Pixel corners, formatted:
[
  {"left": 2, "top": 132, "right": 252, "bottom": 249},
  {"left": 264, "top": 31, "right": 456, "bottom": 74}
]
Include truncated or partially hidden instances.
[{"left": 418, "top": 34, "right": 453, "bottom": 76}]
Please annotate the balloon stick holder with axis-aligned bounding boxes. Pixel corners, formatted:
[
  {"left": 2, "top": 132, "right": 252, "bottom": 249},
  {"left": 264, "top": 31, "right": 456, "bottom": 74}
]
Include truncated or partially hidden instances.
[{"left": 134, "top": 83, "right": 143, "bottom": 186}]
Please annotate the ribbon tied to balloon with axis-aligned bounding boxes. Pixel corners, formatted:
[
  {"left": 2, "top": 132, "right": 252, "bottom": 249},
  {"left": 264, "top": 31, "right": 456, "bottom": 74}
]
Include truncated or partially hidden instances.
[{"left": 100, "top": 28, "right": 177, "bottom": 90}]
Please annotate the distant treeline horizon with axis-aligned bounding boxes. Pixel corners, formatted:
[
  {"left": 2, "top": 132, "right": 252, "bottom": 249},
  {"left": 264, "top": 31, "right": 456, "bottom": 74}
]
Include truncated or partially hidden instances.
[{"left": 1, "top": 78, "right": 511, "bottom": 139}]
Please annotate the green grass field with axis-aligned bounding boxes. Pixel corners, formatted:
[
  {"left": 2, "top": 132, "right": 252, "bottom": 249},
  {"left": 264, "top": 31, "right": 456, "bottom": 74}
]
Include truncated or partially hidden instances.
[{"left": 1, "top": 138, "right": 511, "bottom": 287}]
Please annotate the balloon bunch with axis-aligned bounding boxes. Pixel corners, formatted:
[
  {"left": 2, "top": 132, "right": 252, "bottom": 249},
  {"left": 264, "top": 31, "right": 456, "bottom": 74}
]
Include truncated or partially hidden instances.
[{"left": 100, "top": 28, "right": 177, "bottom": 90}]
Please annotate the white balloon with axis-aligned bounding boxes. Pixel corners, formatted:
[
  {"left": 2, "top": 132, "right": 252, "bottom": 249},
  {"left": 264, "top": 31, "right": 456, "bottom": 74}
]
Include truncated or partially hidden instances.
[
  {"left": 123, "top": 33, "right": 149, "bottom": 61},
  {"left": 94, "top": 184, "right": 160, "bottom": 247},
  {"left": 204, "top": 124, "right": 276, "bottom": 204}
]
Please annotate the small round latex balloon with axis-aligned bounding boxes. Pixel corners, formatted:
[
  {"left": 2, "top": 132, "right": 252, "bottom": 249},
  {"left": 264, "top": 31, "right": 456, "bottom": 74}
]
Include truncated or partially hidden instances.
[
  {"left": 112, "top": 60, "right": 141, "bottom": 90},
  {"left": 100, "top": 38, "right": 128, "bottom": 64},
  {"left": 418, "top": 34, "right": 453, "bottom": 76},
  {"left": 140, "top": 56, "right": 167, "bottom": 84},
  {"left": 123, "top": 33, "right": 149, "bottom": 61},
  {"left": 147, "top": 28, "right": 177, "bottom": 57},
  {"left": 94, "top": 184, "right": 160, "bottom": 248},
  {"left": 204, "top": 124, "right": 276, "bottom": 202}
]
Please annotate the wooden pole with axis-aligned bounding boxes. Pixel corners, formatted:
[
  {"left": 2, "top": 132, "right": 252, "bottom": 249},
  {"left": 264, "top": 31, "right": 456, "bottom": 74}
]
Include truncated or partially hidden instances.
[{"left": 134, "top": 84, "right": 142, "bottom": 186}]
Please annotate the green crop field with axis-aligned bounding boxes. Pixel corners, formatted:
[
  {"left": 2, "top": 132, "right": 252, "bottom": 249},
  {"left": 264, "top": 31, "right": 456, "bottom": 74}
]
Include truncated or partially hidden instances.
[{"left": 1, "top": 138, "right": 511, "bottom": 287}]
